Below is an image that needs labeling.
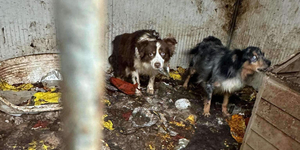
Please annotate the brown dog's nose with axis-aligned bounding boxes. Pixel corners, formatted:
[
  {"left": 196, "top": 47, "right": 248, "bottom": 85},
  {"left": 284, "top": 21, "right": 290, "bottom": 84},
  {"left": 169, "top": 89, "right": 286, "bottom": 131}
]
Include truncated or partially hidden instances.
[{"left": 155, "top": 62, "right": 161, "bottom": 68}]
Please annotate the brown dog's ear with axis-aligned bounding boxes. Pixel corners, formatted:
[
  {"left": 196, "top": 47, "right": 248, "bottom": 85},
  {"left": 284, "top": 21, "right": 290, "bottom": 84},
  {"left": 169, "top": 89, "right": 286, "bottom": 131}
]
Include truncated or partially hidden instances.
[
  {"left": 163, "top": 38, "right": 177, "bottom": 56},
  {"left": 136, "top": 41, "right": 149, "bottom": 58}
]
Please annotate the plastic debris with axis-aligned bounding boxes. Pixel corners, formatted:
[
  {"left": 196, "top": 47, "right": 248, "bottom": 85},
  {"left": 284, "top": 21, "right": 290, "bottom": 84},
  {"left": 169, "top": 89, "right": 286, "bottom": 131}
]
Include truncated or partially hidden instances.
[
  {"left": 28, "top": 140, "right": 52, "bottom": 150},
  {"left": 158, "top": 66, "right": 170, "bottom": 77},
  {"left": 169, "top": 121, "right": 185, "bottom": 127},
  {"left": 110, "top": 77, "right": 138, "bottom": 95},
  {"left": 40, "top": 69, "right": 63, "bottom": 82},
  {"left": 226, "top": 114, "right": 246, "bottom": 143},
  {"left": 169, "top": 71, "right": 182, "bottom": 80},
  {"left": 176, "top": 66, "right": 186, "bottom": 75},
  {"left": 34, "top": 88, "right": 61, "bottom": 106},
  {"left": 102, "top": 99, "right": 111, "bottom": 106},
  {"left": 32, "top": 121, "right": 48, "bottom": 130},
  {"left": 0, "top": 81, "right": 33, "bottom": 91},
  {"left": 185, "top": 115, "right": 195, "bottom": 125},
  {"left": 103, "top": 115, "right": 114, "bottom": 131},
  {"left": 174, "top": 138, "right": 190, "bottom": 150},
  {"left": 235, "top": 86, "right": 257, "bottom": 102},
  {"left": 129, "top": 107, "right": 159, "bottom": 127},
  {"left": 175, "top": 98, "right": 191, "bottom": 110},
  {"left": 122, "top": 111, "right": 132, "bottom": 121}
]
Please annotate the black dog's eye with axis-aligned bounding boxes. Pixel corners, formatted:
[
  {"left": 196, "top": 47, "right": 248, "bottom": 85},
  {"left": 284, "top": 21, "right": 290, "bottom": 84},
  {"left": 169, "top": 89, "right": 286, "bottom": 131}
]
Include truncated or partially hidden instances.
[
  {"left": 149, "top": 53, "right": 154, "bottom": 57},
  {"left": 161, "top": 52, "right": 165, "bottom": 56},
  {"left": 251, "top": 55, "right": 257, "bottom": 62}
]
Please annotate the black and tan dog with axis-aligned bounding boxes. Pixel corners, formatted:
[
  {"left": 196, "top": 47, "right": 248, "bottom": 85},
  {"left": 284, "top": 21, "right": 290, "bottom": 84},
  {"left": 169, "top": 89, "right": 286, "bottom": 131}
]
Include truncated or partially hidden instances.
[{"left": 183, "top": 36, "right": 271, "bottom": 117}]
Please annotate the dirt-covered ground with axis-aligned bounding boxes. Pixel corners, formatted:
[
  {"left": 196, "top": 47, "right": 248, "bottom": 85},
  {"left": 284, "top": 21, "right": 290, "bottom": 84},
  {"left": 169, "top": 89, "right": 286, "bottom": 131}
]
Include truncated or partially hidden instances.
[{"left": 0, "top": 72, "right": 256, "bottom": 150}]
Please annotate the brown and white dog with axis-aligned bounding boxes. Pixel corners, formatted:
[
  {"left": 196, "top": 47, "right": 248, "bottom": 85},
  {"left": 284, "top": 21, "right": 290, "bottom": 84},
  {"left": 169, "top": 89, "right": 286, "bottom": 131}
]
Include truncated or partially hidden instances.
[{"left": 109, "top": 30, "right": 177, "bottom": 95}]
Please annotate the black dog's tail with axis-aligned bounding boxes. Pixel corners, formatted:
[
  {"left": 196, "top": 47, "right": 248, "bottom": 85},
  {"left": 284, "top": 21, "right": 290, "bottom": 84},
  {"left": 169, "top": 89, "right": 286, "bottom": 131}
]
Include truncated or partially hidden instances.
[
  {"left": 189, "top": 36, "right": 223, "bottom": 55},
  {"left": 202, "top": 36, "right": 223, "bottom": 46}
]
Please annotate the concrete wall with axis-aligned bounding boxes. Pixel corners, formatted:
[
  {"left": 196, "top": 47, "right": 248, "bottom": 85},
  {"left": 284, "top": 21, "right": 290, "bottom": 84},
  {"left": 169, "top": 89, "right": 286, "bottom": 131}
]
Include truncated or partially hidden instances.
[
  {"left": 231, "top": 0, "right": 300, "bottom": 65},
  {"left": 1, "top": 0, "right": 299, "bottom": 69},
  {"left": 0, "top": 0, "right": 57, "bottom": 61}
]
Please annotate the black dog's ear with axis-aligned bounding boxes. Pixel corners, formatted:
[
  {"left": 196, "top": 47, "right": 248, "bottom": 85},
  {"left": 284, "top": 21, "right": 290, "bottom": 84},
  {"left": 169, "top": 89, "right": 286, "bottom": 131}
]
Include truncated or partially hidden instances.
[
  {"left": 136, "top": 41, "right": 149, "bottom": 58},
  {"left": 163, "top": 38, "right": 177, "bottom": 56}
]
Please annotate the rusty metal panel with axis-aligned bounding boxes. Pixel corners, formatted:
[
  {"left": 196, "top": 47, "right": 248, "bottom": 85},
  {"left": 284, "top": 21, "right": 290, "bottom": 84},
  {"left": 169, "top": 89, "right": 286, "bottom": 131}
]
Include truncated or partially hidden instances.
[
  {"left": 230, "top": 0, "right": 300, "bottom": 65},
  {"left": 0, "top": 0, "right": 57, "bottom": 61},
  {"left": 107, "top": 0, "right": 236, "bottom": 69}
]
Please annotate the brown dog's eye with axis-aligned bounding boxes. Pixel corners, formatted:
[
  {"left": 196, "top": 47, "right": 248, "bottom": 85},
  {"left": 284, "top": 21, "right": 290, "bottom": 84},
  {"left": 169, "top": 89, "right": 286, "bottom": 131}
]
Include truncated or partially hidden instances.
[
  {"left": 149, "top": 53, "right": 154, "bottom": 57},
  {"left": 250, "top": 56, "right": 257, "bottom": 62},
  {"left": 161, "top": 52, "right": 165, "bottom": 56}
]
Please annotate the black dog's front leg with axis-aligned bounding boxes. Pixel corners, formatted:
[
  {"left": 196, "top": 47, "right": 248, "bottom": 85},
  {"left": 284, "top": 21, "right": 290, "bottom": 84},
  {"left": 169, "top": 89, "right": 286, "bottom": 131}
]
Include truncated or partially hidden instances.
[{"left": 202, "top": 82, "right": 214, "bottom": 117}]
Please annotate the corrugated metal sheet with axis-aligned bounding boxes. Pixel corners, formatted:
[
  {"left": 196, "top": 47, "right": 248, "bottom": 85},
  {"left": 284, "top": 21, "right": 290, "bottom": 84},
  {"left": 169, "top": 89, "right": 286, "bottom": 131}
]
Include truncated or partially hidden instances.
[
  {"left": 107, "top": 0, "right": 236, "bottom": 69},
  {"left": 0, "top": 0, "right": 57, "bottom": 61},
  {"left": 230, "top": 0, "right": 300, "bottom": 65}
]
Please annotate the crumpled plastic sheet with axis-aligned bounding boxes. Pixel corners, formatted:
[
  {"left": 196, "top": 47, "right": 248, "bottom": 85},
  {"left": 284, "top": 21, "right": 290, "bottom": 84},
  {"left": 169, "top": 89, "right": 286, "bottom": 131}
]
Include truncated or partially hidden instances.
[
  {"left": 174, "top": 138, "right": 190, "bottom": 150},
  {"left": 129, "top": 107, "right": 159, "bottom": 127},
  {"left": 40, "top": 69, "right": 63, "bottom": 82}
]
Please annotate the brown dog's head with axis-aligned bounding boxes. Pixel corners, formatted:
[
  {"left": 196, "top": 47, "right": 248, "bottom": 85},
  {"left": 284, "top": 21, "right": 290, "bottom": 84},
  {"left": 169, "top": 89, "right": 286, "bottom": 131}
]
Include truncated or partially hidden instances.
[{"left": 136, "top": 37, "right": 177, "bottom": 70}]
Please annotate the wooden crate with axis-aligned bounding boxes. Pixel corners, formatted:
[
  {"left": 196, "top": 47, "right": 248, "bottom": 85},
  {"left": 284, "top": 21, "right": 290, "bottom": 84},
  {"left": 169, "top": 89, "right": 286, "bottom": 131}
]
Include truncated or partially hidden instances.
[{"left": 241, "top": 74, "right": 300, "bottom": 150}]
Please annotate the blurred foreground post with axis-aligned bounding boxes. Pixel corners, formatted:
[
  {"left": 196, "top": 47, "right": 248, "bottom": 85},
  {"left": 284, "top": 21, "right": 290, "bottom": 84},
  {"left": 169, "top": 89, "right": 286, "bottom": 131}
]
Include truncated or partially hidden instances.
[{"left": 55, "top": 0, "right": 106, "bottom": 149}]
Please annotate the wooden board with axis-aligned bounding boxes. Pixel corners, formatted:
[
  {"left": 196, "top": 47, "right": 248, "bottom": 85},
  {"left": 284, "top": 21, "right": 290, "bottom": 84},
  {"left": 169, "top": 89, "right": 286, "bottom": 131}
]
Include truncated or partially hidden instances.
[
  {"left": 251, "top": 115, "right": 300, "bottom": 150},
  {"left": 246, "top": 130, "right": 277, "bottom": 150},
  {"left": 261, "top": 76, "right": 300, "bottom": 119},
  {"left": 256, "top": 99, "right": 300, "bottom": 143}
]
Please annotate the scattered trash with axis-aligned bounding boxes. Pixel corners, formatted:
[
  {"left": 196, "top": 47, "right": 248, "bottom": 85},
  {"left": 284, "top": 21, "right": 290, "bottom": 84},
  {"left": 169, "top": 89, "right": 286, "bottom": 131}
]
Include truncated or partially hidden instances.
[
  {"left": 169, "top": 71, "right": 182, "bottom": 80},
  {"left": 226, "top": 114, "right": 246, "bottom": 143},
  {"left": 0, "top": 81, "right": 33, "bottom": 91},
  {"left": 40, "top": 69, "right": 62, "bottom": 82},
  {"left": 169, "top": 66, "right": 186, "bottom": 81},
  {"left": 175, "top": 98, "right": 191, "bottom": 110},
  {"left": 102, "top": 99, "right": 111, "bottom": 106},
  {"left": 170, "top": 121, "right": 186, "bottom": 127},
  {"left": 110, "top": 77, "right": 138, "bottom": 95},
  {"left": 122, "top": 111, "right": 132, "bottom": 121},
  {"left": 158, "top": 66, "right": 170, "bottom": 77},
  {"left": 33, "top": 89, "right": 61, "bottom": 106},
  {"left": 174, "top": 138, "right": 190, "bottom": 150},
  {"left": 103, "top": 115, "right": 114, "bottom": 131},
  {"left": 129, "top": 107, "right": 159, "bottom": 127},
  {"left": 235, "top": 86, "right": 257, "bottom": 102},
  {"left": 28, "top": 140, "right": 52, "bottom": 150},
  {"left": 32, "top": 121, "right": 49, "bottom": 130},
  {"left": 185, "top": 115, "right": 196, "bottom": 125}
]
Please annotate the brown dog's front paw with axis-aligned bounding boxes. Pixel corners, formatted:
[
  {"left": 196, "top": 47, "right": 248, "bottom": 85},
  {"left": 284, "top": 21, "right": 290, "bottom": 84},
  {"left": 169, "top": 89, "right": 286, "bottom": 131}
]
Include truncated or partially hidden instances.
[
  {"left": 146, "top": 87, "right": 154, "bottom": 95},
  {"left": 135, "top": 89, "right": 142, "bottom": 96},
  {"left": 202, "top": 112, "right": 211, "bottom": 117}
]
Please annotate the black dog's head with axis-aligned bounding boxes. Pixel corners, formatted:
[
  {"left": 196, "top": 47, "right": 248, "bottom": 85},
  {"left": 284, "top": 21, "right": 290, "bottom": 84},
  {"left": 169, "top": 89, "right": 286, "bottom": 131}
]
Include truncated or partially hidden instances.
[{"left": 242, "top": 46, "right": 271, "bottom": 72}]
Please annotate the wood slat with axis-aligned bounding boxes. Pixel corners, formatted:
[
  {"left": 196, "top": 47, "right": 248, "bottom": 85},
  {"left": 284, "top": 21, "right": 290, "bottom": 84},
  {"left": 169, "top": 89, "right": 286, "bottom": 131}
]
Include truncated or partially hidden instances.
[
  {"left": 256, "top": 99, "right": 300, "bottom": 143},
  {"left": 251, "top": 115, "right": 300, "bottom": 150},
  {"left": 261, "top": 76, "right": 300, "bottom": 119},
  {"left": 246, "top": 130, "right": 277, "bottom": 150}
]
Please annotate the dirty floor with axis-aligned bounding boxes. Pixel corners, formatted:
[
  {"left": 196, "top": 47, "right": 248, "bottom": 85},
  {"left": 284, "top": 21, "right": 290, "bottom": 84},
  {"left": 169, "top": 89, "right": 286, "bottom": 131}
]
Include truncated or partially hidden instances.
[{"left": 0, "top": 72, "right": 256, "bottom": 150}]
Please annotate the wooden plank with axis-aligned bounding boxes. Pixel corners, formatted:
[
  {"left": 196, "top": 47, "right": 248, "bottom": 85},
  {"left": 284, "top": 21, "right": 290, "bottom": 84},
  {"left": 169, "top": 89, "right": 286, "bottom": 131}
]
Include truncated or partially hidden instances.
[
  {"left": 256, "top": 99, "right": 300, "bottom": 143},
  {"left": 246, "top": 130, "right": 278, "bottom": 150},
  {"left": 272, "top": 53, "right": 300, "bottom": 73},
  {"left": 261, "top": 76, "right": 300, "bottom": 119},
  {"left": 252, "top": 115, "right": 300, "bottom": 150},
  {"left": 241, "top": 76, "right": 267, "bottom": 149}
]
